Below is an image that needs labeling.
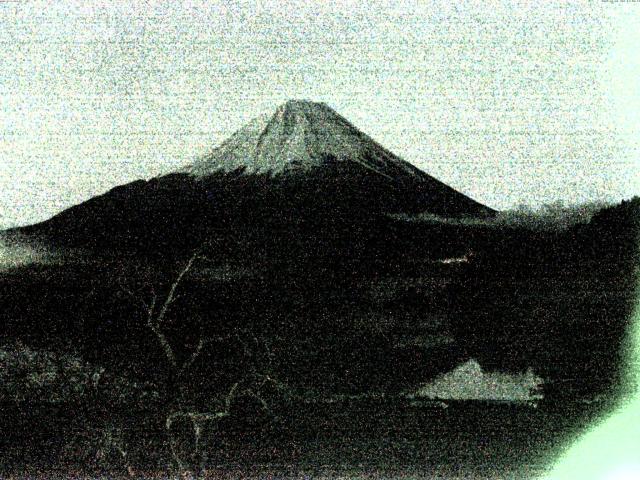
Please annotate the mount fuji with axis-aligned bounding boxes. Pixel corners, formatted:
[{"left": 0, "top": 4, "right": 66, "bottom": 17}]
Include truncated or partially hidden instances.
[{"left": 14, "top": 100, "right": 494, "bottom": 250}]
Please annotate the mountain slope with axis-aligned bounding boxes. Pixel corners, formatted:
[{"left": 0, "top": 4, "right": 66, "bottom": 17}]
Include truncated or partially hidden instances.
[{"left": 182, "top": 100, "right": 493, "bottom": 216}]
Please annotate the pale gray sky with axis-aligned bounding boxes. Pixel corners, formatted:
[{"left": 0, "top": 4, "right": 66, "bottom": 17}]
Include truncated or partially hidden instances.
[{"left": 1, "top": 0, "right": 638, "bottom": 228}]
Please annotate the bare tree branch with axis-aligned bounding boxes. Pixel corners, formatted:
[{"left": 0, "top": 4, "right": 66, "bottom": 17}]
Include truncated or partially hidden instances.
[
  {"left": 224, "top": 382, "right": 240, "bottom": 412},
  {"left": 149, "top": 323, "right": 178, "bottom": 371},
  {"left": 155, "top": 251, "right": 200, "bottom": 327},
  {"left": 121, "top": 251, "right": 203, "bottom": 373},
  {"left": 147, "top": 293, "right": 157, "bottom": 320},
  {"left": 178, "top": 337, "right": 207, "bottom": 378},
  {"left": 165, "top": 381, "right": 240, "bottom": 431},
  {"left": 243, "top": 388, "right": 272, "bottom": 416}
]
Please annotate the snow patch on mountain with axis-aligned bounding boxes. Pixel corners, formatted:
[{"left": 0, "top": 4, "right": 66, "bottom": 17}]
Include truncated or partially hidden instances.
[{"left": 414, "top": 359, "right": 544, "bottom": 402}]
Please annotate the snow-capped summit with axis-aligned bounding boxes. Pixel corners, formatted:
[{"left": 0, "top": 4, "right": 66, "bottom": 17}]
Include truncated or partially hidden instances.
[
  {"left": 183, "top": 99, "right": 425, "bottom": 181},
  {"left": 177, "top": 99, "right": 493, "bottom": 217}
]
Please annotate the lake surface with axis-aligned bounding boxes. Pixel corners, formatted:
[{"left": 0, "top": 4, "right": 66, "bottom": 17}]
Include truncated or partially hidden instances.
[
  {"left": 1, "top": 394, "right": 618, "bottom": 478},
  {"left": 199, "top": 397, "right": 614, "bottom": 479}
]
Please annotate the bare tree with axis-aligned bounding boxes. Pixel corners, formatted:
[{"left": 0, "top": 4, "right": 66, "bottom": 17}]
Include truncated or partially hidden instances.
[{"left": 119, "top": 245, "right": 281, "bottom": 478}]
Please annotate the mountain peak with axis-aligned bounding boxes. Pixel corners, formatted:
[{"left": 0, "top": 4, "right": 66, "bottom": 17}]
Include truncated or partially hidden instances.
[
  {"left": 178, "top": 101, "right": 493, "bottom": 217},
  {"left": 183, "top": 100, "right": 416, "bottom": 178},
  {"left": 277, "top": 99, "right": 330, "bottom": 113}
]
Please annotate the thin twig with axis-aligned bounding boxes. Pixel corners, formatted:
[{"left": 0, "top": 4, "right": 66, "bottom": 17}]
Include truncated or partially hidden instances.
[
  {"left": 149, "top": 323, "right": 178, "bottom": 370},
  {"left": 178, "top": 337, "right": 208, "bottom": 378},
  {"left": 155, "top": 252, "right": 198, "bottom": 326}
]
